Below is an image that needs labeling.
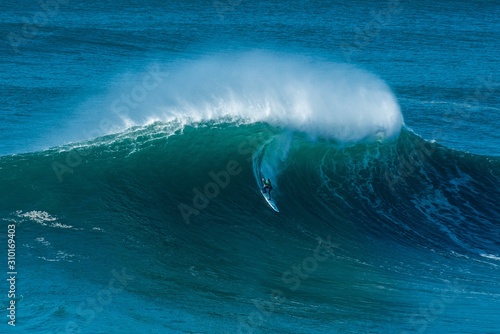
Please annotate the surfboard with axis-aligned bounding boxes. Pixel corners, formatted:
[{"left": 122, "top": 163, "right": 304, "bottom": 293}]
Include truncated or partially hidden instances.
[{"left": 261, "top": 191, "right": 279, "bottom": 212}]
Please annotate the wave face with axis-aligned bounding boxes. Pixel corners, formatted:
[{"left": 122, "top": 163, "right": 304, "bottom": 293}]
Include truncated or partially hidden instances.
[
  {"left": 2, "top": 120, "right": 500, "bottom": 333},
  {"left": 2, "top": 0, "right": 499, "bottom": 329}
]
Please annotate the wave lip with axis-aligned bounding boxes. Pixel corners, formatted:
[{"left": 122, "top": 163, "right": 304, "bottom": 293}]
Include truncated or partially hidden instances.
[{"left": 116, "top": 52, "right": 403, "bottom": 143}]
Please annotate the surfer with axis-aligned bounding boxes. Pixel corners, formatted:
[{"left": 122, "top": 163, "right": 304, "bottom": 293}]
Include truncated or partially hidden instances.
[{"left": 261, "top": 178, "right": 272, "bottom": 200}]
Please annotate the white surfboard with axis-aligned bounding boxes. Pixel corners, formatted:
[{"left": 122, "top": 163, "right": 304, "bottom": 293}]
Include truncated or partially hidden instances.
[{"left": 261, "top": 191, "right": 279, "bottom": 212}]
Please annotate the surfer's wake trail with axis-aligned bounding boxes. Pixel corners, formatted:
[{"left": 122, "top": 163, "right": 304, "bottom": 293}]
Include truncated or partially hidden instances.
[{"left": 2, "top": 53, "right": 499, "bottom": 333}]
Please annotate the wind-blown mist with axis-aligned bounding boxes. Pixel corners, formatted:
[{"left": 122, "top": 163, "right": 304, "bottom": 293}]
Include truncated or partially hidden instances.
[{"left": 111, "top": 52, "right": 403, "bottom": 143}]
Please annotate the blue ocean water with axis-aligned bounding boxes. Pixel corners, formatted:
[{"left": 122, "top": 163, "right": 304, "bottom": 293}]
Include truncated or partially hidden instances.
[{"left": 1, "top": 0, "right": 499, "bottom": 333}]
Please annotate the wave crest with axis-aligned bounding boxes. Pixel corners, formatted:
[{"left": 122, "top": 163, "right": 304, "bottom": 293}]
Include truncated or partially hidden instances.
[{"left": 108, "top": 52, "right": 403, "bottom": 142}]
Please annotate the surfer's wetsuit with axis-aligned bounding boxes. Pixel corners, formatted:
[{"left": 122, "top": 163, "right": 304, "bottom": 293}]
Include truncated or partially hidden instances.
[{"left": 262, "top": 178, "right": 272, "bottom": 199}]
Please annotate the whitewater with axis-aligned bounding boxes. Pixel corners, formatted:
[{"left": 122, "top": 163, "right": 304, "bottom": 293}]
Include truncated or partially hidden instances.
[{"left": 1, "top": 0, "right": 499, "bottom": 334}]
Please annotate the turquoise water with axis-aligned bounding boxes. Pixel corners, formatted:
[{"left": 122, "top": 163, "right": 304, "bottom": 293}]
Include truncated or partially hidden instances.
[{"left": 1, "top": 0, "right": 499, "bottom": 333}]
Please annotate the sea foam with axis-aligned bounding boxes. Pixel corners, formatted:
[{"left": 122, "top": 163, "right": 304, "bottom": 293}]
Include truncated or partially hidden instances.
[{"left": 88, "top": 52, "right": 404, "bottom": 143}]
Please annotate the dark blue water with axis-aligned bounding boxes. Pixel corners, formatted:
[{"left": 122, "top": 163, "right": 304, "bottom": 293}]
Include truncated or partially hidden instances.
[{"left": 1, "top": 0, "right": 499, "bottom": 333}]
